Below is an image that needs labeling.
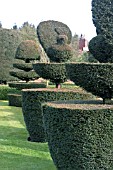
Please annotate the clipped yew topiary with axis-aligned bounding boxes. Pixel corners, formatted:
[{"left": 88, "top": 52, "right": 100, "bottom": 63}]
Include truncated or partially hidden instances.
[
  {"left": 9, "top": 40, "right": 47, "bottom": 106},
  {"left": 43, "top": 100, "right": 113, "bottom": 170},
  {"left": 88, "top": 35, "right": 113, "bottom": 63},
  {"left": 22, "top": 88, "right": 95, "bottom": 142},
  {"left": 33, "top": 63, "right": 67, "bottom": 88},
  {"left": 34, "top": 20, "right": 73, "bottom": 88},
  {"left": 37, "top": 20, "right": 72, "bottom": 56},
  {"left": 66, "top": 63, "right": 113, "bottom": 104},
  {"left": 47, "top": 34, "right": 73, "bottom": 62},
  {"left": 10, "top": 40, "right": 41, "bottom": 82}
]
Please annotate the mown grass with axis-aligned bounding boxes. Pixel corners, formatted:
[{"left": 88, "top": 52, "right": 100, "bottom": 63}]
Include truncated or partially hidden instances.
[{"left": 0, "top": 100, "right": 56, "bottom": 170}]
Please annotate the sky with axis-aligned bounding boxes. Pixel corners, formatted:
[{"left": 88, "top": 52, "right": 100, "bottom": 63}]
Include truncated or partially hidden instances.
[{"left": 0, "top": 0, "right": 97, "bottom": 41}]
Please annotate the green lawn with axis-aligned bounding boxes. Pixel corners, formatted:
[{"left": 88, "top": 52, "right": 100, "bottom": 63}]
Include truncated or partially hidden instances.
[{"left": 0, "top": 100, "right": 56, "bottom": 170}]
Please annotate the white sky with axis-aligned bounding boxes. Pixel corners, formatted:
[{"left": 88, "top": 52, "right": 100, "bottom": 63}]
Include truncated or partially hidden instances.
[{"left": 0, "top": 0, "right": 96, "bottom": 40}]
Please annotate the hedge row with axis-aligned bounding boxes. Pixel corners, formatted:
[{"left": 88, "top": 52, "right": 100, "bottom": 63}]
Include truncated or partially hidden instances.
[
  {"left": 22, "top": 88, "right": 95, "bottom": 142},
  {"left": 8, "top": 82, "right": 46, "bottom": 90},
  {"left": 43, "top": 100, "right": 113, "bottom": 170},
  {"left": 8, "top": 93, "right": 22, "bottom": 107},
  {"left": 0, "top": 85, "right": 19, "bottom": 100}
]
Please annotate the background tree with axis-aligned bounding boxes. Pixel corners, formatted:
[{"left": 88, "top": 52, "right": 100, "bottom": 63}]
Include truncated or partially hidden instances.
[
  {"left": 0, "top": 21, "right": 2, "bottom": 28},
  {"left": 70, "top": 33, "right": 79, "bottom": 61}
]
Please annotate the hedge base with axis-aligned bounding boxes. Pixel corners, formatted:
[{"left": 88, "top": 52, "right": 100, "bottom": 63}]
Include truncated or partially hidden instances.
[
  {"left": 22, "top": 88, "right": 95, "bottom": 142},
  {"left": 43, "top": 100, "right": 113, "bottom": 170},
  {"left": 8, "top": 93, "right": 22, "bottom": 107}
]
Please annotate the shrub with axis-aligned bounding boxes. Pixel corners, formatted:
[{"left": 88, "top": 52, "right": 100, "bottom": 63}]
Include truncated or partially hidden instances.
[
  {"left": 47, "top": 35, "right": 73, "bottom": 62},
  {"left": 22, "top": 88, "right": 95, "bottom": 142},
  {"left": 10, "top": 40, "right": 42, "bottom": 82},
  {"left": 37, "top": 20, "right": 72, "bottom": 57},
  {"left": 8, "top": 82, "right": 46, "bottom": 90},
  {"left": 0, "top": 85, "right": 19, "bottom": 100},
  {"left": 0, "top": 28, "right": 37, "bottom": 83},
  {"left": 66, "top": 62, "right": 113, "bottom": 103},
  {"left": 8, "top": 93, "right": 22, "bottom": 107},
  {"left": 15, "top": 40, "right": 40, "bottom": 61},
  {"left": 33, "top": 63, "right": 67, "bottom": 88},
  {"left": 43, "top": 100, "right": 113, "bottom": 170},
  {"left": 88, "top": 35, "right": 113, "bottom": 63}
]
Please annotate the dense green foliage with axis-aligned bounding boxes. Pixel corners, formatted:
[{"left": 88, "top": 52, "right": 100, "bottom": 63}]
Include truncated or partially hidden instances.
[
  {"left": 88, "top": 35, "right": 113, "bottom": 63},
  {"left": 43, "top": 100, "right": 113, "bottom": 169},
  {"left": 0, "top": 100, "right": 56, "bottom": 170},
  {"left": 92, "top": 0, "right": 113, "bottom": 40},
  {"left": 10, "top": 40, "right": 41, "bottom": 82},
  {"left": 0, "top": 85, "right": 19, "bottom": 100},
  {"left": 90, "top": 0, "right": 113, "bottom": 63},
  {"left": 35, "top": 21, "right": 73, "bottom": 88},
  {"left": 8, "top": 93, "right": 22, "bottom": 107},
  {"left": 8, "top": 82, "right": 46, "bottom": 90},
  {"left": 37, "top": 20, "right": 72, "bottom": 57},
  {"left": 66, "top": 63, "right": 113, "bottom": 103},
  {"left": 22, "top": 88, "right": 94, "bottom": 142},
  {"left": 33, "top": 63, "right": 67, "bottom": 88},
  {"left": 0, "top": 28, "right": 37, "bottom": 83},
  {"left": 15, "top": 40, "right": 40, "bottom": 61},
  {"left": 47, "top": 35, "right": 73, "bottom": 62}
]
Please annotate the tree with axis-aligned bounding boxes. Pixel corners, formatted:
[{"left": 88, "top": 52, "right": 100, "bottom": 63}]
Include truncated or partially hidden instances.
[{"left": 0, "top": 21, "right": 2, "bottom": 28}]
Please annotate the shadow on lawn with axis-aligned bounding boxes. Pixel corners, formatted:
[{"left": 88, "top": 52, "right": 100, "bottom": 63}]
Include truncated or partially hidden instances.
[{"left": 0, "top": 152, "right": 56, "bottom": 170}]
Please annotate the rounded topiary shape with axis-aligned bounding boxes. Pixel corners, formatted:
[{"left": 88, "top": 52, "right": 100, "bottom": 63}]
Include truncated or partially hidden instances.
[
  {"left": 66, "top": 63, "right": 113, "bottom": 104},
  {"left": 88, "top": 35, "right": 113, "bottom": 63},
  {"left": 37, "top": 20, "right": 72, "bottom": 55},
  {"left": 33, "top": 63, "right": 67, "bottom": 88},
  {"left": 47, "top": 35, "right": 73, "bottom": 62},
  {"left": 15, "top": 40, "right": 40, "bottom": 62}
]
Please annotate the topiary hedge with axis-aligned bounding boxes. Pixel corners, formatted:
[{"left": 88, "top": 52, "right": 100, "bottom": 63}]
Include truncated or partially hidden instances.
[
  {"left": 10, "top": 70, "right": 39, "bottom": 82},
  {"left": 8, "top": 82, "right": 46, "bottom": 90},
  {"left": 37, "top": 20, "right": 72, "bottom": 56},
  {"left": 66, "top": 62, "right": 113, "bottom": 103},
  {"left": 0, "top": 85, "right": 19, "bottom": 100},
  {"left": 33, "top": 63, "right": 67, "bottom": 88},
  {"left": 22, "top": 88, "right": 95, "bottom": 142},
  {"left": 8, "top": 82, "right": 46, "bottom": 107},
  {"left": 15, "top": 40, "right": 40, "bottom": 61},
  {"left": 88, "top": 35, "right": 113, "bottom": 63},
  {"left": 47, "top": 35, "right": 73, "bottom": 62},
  {"left": 8, "top": 93, "right": 22, "bottom": 107},
  {"left": 42, "top": 100, "right": 113, "bottom": 170},
  {"left": 0, "top": 28, "right": 37, "bottom": 83}
]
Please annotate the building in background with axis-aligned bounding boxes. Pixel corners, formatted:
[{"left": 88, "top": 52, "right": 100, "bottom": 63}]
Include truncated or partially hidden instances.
[{"left": 79, "top": 34, "right": 89, "bottom": 53}]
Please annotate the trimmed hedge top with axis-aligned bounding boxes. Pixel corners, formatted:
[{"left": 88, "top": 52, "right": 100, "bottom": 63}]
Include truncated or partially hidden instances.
[
  {"left": 44, "top": 99, "right": 113, "bottom": 110},
  {"left": 43, "top": 100, "right": 113, "bottom": 169},
  {"left": 66, "top": 62, "right": 113, "bottom": 102},
  {"left": 33, "top": 63, "right": 67, "bottom": 87},
  {"left": 15, "top": 40, "right": 41, "bottom": 61}
]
